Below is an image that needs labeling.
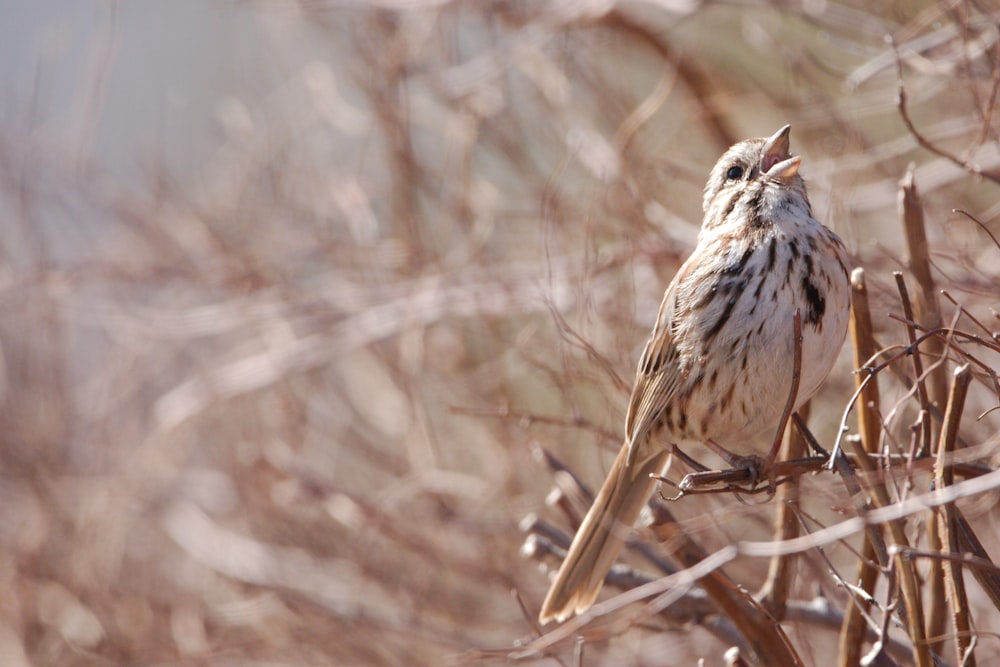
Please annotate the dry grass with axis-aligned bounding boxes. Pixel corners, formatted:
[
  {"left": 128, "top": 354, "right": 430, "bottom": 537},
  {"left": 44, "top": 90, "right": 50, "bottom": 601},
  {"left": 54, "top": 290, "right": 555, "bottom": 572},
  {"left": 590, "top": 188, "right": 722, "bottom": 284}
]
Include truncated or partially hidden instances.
[{"left": 2, "top": 1, "right": 999, "bottom": 665}]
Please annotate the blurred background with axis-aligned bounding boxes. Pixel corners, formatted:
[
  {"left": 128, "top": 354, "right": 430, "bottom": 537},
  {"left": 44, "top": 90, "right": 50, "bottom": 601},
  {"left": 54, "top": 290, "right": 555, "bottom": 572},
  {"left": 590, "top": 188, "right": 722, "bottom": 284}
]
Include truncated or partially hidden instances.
[{"left": 1, "top": 1, "right": 998, "bottom": 665}]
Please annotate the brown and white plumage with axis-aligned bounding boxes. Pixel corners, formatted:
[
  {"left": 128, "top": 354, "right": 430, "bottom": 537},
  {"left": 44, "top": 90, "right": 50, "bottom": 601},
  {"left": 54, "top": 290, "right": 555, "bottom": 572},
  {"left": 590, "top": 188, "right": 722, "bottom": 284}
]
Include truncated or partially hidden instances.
[{"left": 538, "top": 126, "right": 850, "bottom": 624}]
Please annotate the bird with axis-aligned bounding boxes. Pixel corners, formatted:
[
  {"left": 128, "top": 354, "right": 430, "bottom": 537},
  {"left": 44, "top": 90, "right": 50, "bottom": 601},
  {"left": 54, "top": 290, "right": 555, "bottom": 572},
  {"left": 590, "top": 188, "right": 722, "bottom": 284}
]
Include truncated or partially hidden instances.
[{"left": 538, "top": 125, "right": 850, "bottom": 624}]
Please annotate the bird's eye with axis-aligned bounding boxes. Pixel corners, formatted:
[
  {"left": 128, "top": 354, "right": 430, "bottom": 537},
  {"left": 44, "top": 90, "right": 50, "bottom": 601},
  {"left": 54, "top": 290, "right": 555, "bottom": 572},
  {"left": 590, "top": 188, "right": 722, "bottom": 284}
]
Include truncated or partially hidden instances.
[{"left": 725, "top": 165, "right": 744, "bottom": 181}]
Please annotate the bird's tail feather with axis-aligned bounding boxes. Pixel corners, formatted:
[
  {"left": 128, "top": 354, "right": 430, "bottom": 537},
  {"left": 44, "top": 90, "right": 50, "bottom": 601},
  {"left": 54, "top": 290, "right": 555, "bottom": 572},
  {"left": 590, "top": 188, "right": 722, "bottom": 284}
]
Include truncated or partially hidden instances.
[{"left": 538, "top": 444, "right": 670, "bottom": 624}]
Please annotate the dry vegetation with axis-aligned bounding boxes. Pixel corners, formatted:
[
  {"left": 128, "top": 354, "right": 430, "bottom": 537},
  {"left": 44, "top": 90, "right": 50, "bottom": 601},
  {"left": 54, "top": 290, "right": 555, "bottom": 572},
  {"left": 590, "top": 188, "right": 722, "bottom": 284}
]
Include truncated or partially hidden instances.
[{"left": 2, "top": 1, "right": 1000, "bottom": 665}]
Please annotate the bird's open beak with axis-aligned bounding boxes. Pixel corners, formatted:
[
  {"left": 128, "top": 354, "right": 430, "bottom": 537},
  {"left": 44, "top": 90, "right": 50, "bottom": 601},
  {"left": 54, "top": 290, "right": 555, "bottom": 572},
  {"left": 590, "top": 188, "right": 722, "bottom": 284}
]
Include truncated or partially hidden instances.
[{"left": 760, "top": 124, "right": 801, "bottom": 180}]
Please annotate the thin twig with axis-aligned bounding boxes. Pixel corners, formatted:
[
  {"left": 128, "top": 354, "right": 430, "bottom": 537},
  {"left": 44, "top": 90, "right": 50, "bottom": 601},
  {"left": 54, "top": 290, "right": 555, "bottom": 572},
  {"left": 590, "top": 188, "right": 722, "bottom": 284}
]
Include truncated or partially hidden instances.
[
  {"left": 757, "top": 403, "right": 809, "bottom": 621},
  {"left": 934, "top": 365, "right": 975, "bottom": 665},
  {"left": 953, "top": 209, "right": 1000, "bottom": 252},
  {"left": 765, "top": 309, "right": 804, "bottom": 471},
  {"left": 893, "top": 39, "right": 1000, "bottom": 184},
  {"left": 940, "top": 288, "right": 1000, "bottom": 342},
  {"left": 893, "top": 273, "right": 931, "bottom": 448}
]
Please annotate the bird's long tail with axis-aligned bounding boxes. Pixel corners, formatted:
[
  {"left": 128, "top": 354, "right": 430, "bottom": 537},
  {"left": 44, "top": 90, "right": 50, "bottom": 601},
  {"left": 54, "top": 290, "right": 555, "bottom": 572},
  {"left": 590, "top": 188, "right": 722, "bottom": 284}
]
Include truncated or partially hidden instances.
[{"left": 538, "top": 443, "right": 670, "bottom": 624}]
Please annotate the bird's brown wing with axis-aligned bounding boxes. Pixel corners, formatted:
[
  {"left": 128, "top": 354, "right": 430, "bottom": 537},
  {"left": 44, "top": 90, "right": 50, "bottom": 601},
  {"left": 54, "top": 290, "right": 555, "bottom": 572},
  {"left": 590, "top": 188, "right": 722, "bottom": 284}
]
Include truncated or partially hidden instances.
[{"left": 624, "top": 260, "right": 694, "bottom": 467}]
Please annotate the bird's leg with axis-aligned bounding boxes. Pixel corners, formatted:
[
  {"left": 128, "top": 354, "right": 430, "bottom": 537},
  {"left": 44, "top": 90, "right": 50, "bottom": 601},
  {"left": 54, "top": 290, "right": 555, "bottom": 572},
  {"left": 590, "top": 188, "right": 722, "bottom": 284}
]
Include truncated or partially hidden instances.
[
  {"left": 671, "top": 444, "right": 712, "bottom": 473},
  {"left": 669, "top": 439, "right": 766, "bottom": 493},
  {"left": 704, "top": 439, "right": 765, "bottom": 487}
]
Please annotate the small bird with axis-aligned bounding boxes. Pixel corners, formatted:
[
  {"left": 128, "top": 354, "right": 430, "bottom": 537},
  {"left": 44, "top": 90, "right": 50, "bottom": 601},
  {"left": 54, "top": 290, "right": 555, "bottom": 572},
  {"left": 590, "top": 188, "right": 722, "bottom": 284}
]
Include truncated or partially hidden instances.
[{"left": 538, "top": 125, "right": 850, "bottom": 624}]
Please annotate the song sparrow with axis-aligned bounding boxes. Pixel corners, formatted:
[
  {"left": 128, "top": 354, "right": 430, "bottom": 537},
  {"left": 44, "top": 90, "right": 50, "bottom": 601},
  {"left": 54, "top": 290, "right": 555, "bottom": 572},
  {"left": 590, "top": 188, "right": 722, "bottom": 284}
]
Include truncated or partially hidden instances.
[{"left": 538, "top": 125, "right": 850, "bottom": 624}]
